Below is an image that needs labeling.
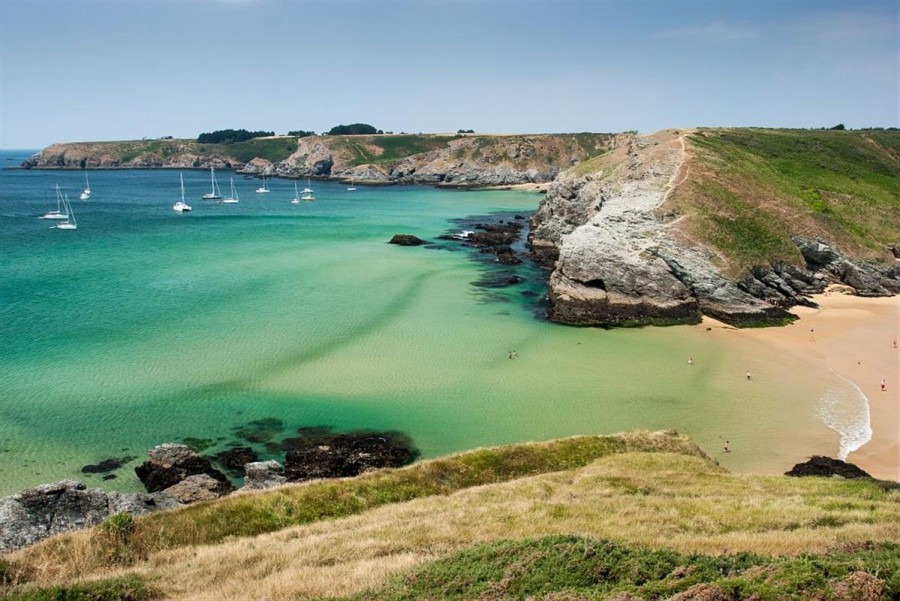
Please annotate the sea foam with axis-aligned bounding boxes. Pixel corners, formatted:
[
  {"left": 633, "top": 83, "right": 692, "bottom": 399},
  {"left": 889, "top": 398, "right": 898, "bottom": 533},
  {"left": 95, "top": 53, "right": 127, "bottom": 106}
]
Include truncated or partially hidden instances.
[{"left": 816, "top": 366, "right": 872, "bottom": 460}]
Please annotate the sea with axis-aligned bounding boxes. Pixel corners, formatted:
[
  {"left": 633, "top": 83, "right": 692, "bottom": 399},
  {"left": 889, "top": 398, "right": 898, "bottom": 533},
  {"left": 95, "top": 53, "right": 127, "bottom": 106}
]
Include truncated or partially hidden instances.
[{"left": 0, "top": 149, "right": 856, "bottom": 494}]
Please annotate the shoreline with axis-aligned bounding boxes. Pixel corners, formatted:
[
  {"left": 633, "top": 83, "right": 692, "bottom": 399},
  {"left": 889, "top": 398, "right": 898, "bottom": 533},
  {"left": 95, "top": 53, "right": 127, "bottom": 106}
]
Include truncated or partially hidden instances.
[{"left": 712, "top": 291, "right": 899, "bottom": 481}]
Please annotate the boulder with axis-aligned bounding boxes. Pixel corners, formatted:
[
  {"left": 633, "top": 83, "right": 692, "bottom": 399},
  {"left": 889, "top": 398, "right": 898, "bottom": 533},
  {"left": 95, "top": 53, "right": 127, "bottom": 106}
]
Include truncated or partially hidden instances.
[
  {"left": 135, "top": 443, "right": 232, "bottom": 493},
  {"left": 162, "top": 474, "right": 232, "bottom": 504},
  {"left": 242, "top": 460, "right": 287, "bottom": 491},
  {"left": 785, "top": 456, "right": 872, "bottom": 479},
  {"left": 0, "top": 480, "right": 177, "bottom": 553},
  {"left": 389, "top": 234, "right": 425, "bottom": 246}
]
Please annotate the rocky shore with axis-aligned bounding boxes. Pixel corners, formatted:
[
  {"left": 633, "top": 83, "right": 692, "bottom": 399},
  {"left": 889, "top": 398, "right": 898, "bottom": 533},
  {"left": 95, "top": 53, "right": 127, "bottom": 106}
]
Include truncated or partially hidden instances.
[
  {"left": 0, "top": 427, "right": 418, "bottom": 552},
  {"left": 20, "top": 133, "right": 625, "bottom": 189}
]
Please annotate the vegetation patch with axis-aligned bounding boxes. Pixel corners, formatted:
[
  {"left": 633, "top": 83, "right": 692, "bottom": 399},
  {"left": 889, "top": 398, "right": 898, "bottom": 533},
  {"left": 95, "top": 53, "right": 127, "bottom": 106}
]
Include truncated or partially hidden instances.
[
  {"left": 345, "top": 535, "right": 900, "bottom": 600},
  {"left": 679, "top": 128, "right": 900, "bottom": 273}
]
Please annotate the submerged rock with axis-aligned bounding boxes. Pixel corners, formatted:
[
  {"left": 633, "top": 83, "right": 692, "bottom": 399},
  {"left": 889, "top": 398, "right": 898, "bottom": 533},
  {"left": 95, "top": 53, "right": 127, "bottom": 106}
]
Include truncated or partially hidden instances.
[
  {"left": 0, "top": 480, "right": 177, "bottom": 553},
  {"left": 216, "top": 446, "right": 258, "bottom": 474},
  {"left": 284, "top": 431, "right": 417, "bottom": 482},
  {"left": 135, "top": 443, "right": 232, "bottom": 494}
]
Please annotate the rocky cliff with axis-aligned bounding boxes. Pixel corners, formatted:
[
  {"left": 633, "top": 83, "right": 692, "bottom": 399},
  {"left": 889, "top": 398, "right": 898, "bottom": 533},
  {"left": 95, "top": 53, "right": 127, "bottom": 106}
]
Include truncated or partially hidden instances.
[
  {"left": 529, "top": 129, "right": 900, "bottom": 327},
  {"left": 22, "top": 133, "right": 625, "bottom": 188}
]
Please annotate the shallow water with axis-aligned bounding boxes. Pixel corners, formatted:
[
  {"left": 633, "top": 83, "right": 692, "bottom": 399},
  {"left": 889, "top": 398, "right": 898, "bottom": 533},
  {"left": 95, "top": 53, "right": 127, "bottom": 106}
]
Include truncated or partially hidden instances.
[{"left": 0, "top": 154, "right": 849, "bottom": 494}]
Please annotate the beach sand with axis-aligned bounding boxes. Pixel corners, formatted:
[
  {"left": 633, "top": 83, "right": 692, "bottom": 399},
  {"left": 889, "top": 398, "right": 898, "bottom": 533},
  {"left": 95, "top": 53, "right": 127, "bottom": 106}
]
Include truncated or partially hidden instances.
[{"left": 711, "top": 291, "right": 899, "bottom": 481}]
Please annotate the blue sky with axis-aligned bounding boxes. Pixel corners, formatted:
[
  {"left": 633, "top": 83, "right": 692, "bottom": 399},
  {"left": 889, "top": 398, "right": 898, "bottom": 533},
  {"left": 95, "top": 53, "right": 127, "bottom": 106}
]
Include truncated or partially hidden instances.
[{"left": 0, "top": 0, "right": 897, "bottom": 148}]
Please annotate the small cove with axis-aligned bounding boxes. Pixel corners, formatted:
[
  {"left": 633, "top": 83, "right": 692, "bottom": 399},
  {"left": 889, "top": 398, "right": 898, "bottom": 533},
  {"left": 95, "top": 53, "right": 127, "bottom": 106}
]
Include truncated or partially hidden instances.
[{"left": 0, "top": 159, "right": 846, "bottom": 494}]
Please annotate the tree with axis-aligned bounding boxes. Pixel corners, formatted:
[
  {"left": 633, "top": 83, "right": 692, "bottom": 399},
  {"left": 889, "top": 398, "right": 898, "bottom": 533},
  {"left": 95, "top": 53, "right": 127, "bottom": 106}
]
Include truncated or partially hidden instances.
[
  {"left": 196, "top": 129, "right": 275, "bottom": 144},
  {"left": 328, "top": 123, "right": 380, "bottom": 136},
  {"left": 830, "top": 123, "right": 846, "bottom": 130}
]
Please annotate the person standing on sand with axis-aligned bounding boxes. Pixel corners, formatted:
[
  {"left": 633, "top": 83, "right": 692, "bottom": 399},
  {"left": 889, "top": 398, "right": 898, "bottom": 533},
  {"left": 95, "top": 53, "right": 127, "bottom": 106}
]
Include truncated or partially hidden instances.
[
  {"left": 723, "top": 440, "right": 730, "bottom": 453},
  {"left": 882, "top": 379, "right": 887, "bottom": 391},
  {"left": 746, "top": 370, "right": 752, "bottom": 380}
]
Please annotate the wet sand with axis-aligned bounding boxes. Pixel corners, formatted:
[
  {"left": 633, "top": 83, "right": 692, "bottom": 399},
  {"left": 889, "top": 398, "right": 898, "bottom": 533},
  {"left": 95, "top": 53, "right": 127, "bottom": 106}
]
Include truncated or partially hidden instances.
[{"left": 713, "top": 292, "right": 899, "bottom": 481}]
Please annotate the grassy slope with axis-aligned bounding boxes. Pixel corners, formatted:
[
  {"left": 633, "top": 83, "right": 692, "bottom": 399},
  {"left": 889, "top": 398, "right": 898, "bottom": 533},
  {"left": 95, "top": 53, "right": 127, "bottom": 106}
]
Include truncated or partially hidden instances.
[
  {"left": 671, "top": 128, "right": 900, "bottom": 277},
  {"left": 5, "top": 433, "right": 899, "bottom": 600}
]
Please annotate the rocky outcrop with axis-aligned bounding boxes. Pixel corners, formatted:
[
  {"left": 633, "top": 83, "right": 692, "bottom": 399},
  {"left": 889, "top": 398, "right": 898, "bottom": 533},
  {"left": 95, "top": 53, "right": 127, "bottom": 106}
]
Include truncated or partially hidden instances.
[
  {"left": 531, "top": 131, "right": 791, "bottom": 327},
  {"left": 0, "top": 480, "right": 178, "bottom": 552},
  {"left": 283, "top": 432, "right": 417, "bottom": 482},
  {"left": 389, "top": 234, "right": 426, "bottom": 246},
  {"left": 241, "top": 460, "right": 287, "bottom": 491},
  {"left": 785, "top": 456, "right": 872, "bottom": 479},
  {"left": 529, "top": 130, "right": 899, "bottom": 327},
  {"left": 135, "top": 443, "right": 233, "bottom": 494}
]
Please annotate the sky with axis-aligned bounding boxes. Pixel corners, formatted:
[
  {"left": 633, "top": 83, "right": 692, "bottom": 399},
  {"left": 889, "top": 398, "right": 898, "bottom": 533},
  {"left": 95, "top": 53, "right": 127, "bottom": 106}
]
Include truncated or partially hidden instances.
[{"left": 0, "top": 0, "right": 897, "bottom": 148}]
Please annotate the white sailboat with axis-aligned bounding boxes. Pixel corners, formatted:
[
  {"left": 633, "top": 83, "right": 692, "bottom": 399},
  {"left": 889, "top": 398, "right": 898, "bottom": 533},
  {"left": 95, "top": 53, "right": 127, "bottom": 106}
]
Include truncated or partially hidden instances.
[
  {"left": 56, "top": 194, "right": 77, "bottom": 229},
  {"left": 223, "top": 177, "right": 239, "bottom": 204},
  {"left": 79, "top": 169, "right": 91, "bottom": 200},
  {"left": 255, "top": 175, "right": 270, "bottom": 194},
  {"left": 202, "top": 167, "right": 222, "bottom": 200},
  {"left": 39, "top": 184, "right": 70, "bottom": 220},
  {"left": 301, "top": 177, "right": 315, "bottom": 201},
  {"left": 291, "top": 182, "right": 300, "bottom": 204},
  {"left": 173, "top": 173, "right": 192, "bottom": 212}
]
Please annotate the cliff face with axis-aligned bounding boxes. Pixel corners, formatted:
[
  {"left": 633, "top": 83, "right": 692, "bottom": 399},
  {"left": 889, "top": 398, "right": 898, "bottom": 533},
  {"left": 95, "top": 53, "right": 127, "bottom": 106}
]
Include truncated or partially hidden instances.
[
  {"left": 22, "top": 133, "right": 625, "bottom": 188},
  {"left": 529, "top": 129, "right": 900, "bottom": 327}
]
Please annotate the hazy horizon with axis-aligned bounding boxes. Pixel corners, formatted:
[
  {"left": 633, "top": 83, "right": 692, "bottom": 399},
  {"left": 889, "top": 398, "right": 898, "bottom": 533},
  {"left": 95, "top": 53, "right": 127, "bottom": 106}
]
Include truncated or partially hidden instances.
[{"left": 1, "top": 0, "right": 897, "bottom": 148}]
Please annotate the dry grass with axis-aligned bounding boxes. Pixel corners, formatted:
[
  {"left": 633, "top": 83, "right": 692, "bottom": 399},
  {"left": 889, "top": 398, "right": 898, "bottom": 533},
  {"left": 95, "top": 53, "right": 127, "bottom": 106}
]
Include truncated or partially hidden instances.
[{"left": 7, "top": 442, "right": 899, "bottom": 600}]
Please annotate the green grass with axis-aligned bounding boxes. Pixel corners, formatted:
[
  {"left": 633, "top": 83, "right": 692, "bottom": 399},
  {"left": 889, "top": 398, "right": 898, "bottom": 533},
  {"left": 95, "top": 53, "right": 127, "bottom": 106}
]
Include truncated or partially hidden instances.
[
  {"left": 331, "top": 135, "right": 458, "bottom": 166},
  {"left": 2, "top": 575, "right": 154, "bottom": 601},
  {"left": 684, "top": 129, "right": 900, "bottom": 271},
  {"left": 341, "top": 535, "right": 900, "bottom": 601},
  {"left": 205, "top": 137, "right": 297, "bottom": 163}
]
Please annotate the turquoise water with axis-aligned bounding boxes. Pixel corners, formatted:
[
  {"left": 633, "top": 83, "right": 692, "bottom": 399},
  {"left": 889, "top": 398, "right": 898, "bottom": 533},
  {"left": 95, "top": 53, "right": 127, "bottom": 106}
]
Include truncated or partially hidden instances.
[{"left": 0, "top": 152, "right": 843, "bottom": 494}]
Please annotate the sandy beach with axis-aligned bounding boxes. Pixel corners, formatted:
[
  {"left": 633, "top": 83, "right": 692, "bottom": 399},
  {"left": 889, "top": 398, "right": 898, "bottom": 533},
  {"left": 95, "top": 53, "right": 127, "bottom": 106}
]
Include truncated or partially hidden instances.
[{"left": 713, "top": 291, "right": 899, "bottom": 481}]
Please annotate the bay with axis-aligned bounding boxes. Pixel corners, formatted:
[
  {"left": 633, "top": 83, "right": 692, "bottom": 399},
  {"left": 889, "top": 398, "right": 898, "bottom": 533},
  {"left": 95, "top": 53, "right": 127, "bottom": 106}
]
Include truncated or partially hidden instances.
[{"left": 0, "top": 153, "right": 841, "bottom": 494}]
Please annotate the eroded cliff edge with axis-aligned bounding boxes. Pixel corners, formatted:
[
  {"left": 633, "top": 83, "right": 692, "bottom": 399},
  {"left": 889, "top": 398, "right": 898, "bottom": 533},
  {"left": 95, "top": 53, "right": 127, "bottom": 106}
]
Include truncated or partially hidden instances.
[{"left": 529, "top": 129, "right": 900, "bottom": 327}]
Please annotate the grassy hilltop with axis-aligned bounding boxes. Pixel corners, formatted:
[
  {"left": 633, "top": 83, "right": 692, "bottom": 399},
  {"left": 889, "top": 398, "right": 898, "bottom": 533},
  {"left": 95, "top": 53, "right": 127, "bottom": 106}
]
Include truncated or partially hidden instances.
[
  {"left": 672, "top": 128, "right": 900, "bottom": 276},
  {"left": 3, "top": 431, "right": 899, "bottom": 600}
]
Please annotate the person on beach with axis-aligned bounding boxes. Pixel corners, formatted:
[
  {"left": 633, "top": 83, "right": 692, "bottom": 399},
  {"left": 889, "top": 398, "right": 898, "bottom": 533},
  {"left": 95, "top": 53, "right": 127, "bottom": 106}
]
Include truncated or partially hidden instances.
[
  {"left": 882, "top": 379, "right": 887, "bottom": 391},
  {"left": 688, "top": 356, "right": 693, "bottom": 366},
  {"left": 746, "top": 370, "right": 751, "bottom": 380},
  {"left": 723, "top": 440, "right": 730, "bottom": 453},
  {"left": 507, "top": 351, "right": 512, "bottom": 359}
]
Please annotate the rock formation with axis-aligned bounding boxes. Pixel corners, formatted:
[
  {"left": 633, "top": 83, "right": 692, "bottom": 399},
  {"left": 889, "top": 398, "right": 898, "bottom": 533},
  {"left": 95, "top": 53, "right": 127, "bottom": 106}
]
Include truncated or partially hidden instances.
[
  {"left": 162, "top": 474, "right": 232, "bottom": 504},
  {"left": 785, "top": 456, "right": 872, "bottom": 479},
  {"left": 0, "top": 480, "right": 178, "bottom": 553},
  {"left": 388, "top": 234, "right": 426, "bottom": 246},
  {"left": 529, "top": 130, "right": 900, "bottom": 327},
  {"left": 135, "top": 443, "right": 233, "bottom": 496},
  {"left": 242, "top": 460, "right": 287, "bottom": 491}
]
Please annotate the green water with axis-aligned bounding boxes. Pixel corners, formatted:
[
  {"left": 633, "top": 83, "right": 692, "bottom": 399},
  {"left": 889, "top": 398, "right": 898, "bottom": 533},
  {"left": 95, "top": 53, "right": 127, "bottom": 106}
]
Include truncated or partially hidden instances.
[{"left": 0, "top": 161, "right": 844, "bottom": 494}]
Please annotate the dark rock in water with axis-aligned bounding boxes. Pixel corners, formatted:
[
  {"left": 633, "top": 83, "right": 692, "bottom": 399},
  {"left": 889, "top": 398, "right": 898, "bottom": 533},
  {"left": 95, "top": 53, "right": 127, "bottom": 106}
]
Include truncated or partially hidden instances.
[
  {"left": 216, "top": 447, "right": 258, "bottom": 473},
  {"left": 81, "top": 455, "right": 136, "bottom": 474},
  {"left": 284, "top": 431, "right": 418, "bottom": 482},
  {"left": 389, "top": 234, "right": 425, "bottom": 246},
  {"left": 233, "top": 417, "right": 284, "bottom": 443},
  {"left": 135, "top": 443, "right": 233, "bottom": 494},
  {"left": 785, "top": 456, "right": 872, "bottom": 479},
  {"left": 0, "top": 480, "right": 178, "bottom": 552},
  {"left": 102, "top": 474, "right": 117, "bottom": 481}
]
